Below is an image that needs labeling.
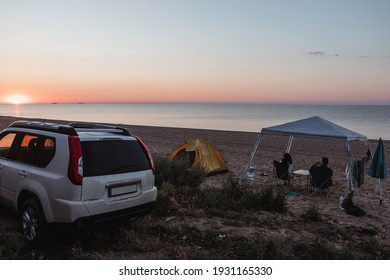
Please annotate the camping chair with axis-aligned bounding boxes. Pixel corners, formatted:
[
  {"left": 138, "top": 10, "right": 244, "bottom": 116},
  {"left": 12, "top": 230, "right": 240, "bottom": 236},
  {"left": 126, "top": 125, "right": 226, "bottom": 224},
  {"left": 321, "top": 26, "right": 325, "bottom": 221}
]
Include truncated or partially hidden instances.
[
  {"left": 273, "top": 160, "right": 292, "bottom": 186},
  {"left": 309, "top": 166, "right": 332, "bottom": 197}
]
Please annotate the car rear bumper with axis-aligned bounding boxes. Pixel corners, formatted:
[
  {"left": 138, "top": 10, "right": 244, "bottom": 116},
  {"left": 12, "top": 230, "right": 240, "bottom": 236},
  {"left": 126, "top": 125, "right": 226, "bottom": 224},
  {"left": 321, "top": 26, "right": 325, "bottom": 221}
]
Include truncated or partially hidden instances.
[
  {"left": 50, "top": 187, "right": 157, "bottom": 223},
  {"left": 73, "top": 201, "right": 156, "bottom": 227}
]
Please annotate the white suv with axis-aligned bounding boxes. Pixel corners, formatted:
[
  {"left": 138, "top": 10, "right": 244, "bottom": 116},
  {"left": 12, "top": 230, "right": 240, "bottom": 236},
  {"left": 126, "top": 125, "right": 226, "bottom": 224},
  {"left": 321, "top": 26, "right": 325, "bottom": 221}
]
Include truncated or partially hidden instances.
[{"left": 0, "top": 121, "right": 157, "bottom": 243}]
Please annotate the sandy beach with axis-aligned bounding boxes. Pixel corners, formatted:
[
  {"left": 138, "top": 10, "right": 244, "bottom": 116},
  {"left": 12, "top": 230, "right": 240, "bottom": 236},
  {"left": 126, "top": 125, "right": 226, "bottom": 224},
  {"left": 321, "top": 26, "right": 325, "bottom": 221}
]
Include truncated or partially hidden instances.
[{"left": 1, "top": 115, "right": 389, "bottom": 258}]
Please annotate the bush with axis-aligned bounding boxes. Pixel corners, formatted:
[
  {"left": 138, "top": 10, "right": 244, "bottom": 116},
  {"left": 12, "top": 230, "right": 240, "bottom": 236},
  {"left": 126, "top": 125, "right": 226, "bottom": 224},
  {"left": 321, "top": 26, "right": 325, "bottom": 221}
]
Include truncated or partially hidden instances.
[
  {"left": 302, "top": 206, "right": 322, "bottom": 223},
  {"left": 154, "top": 182, "right": 199, "bottom": 215},
  {"left": 362, "top": 238, "right": 390, "bottom": 259},
  {"left": 154, "top": 156, "right": 171, "bottom": 187},
  {"left": 197, "top": 178, "right": 287, "bottom": 213},
  {"left": 241, "top": 186, "right": 287, "bottom": 212},
  {"left": 154, "top": 156, "right": 206, "bottom": 188},
  {"left": 222, "top": 176, "right": 244, "bottom": 198},
  {"left": 197, "top": 187, "right": 241, "bottom": 212},
  {"left": 196, "top": 176, "right": 242, "bottom": 211},
  {"left": 184, "top": 164, "right": 207, "bottom": 188}
]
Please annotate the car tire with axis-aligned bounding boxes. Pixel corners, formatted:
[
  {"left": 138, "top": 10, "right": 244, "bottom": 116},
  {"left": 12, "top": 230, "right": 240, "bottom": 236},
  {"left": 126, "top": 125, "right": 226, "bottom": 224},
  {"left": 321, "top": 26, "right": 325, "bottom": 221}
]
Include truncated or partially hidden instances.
[{"left": 20, "top": 198, "right": 46, "bottom": 244}]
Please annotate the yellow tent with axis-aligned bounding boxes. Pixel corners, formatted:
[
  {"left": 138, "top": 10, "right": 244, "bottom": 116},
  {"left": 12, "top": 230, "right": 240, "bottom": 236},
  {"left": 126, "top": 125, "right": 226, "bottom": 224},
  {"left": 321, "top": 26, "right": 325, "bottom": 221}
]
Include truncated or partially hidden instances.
[{"left": 169, "top": 139, "right": 228, "bottom": 175}]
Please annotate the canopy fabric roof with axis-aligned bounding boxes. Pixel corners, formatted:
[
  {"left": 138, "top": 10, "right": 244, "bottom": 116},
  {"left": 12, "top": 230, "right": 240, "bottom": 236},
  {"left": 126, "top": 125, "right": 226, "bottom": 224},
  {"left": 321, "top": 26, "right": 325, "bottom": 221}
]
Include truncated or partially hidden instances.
[{"left": 261, "top": 116, "right": 367, "bottom": 141}]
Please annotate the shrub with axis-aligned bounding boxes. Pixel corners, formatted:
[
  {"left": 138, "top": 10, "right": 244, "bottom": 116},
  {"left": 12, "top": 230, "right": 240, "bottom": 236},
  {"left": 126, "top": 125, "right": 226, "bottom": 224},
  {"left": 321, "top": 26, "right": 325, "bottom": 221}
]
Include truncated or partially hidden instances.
[
  {"left": 241, "top": 186, "right": 287, "bottom": 212},
  {"left": 362, "top": 238, "right": 390, "bottom": 259},
  {"left": 154, "top": 156, "right": 171, "bottom": 187},
  {"left": 302, "top": 206, "right": 322, "bottom": 223},
  {"left": 155, "top": 182, "right": 199, "bottom": 215},
  {"left": 154, "top": 156, "right": 206, "bottom": 188},
  {"left": 184, "top": 164, "right": 207, "bottom": 188},
  {"left": 197, "top": 187, "right": 240, "bottom": 212},
  {"left": 222, "top": 176, "right": 244, "bottom": 198},
  {"left": 196, "top": 178, "right": 287, "bottom": 213}
]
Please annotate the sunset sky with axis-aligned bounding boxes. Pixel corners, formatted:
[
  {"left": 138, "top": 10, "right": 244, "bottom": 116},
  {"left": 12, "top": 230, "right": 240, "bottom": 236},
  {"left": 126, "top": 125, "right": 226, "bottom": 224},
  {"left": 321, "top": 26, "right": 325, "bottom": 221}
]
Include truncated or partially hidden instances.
[{"left": 1, "top": 0, "right": 389, "bottom": 104}]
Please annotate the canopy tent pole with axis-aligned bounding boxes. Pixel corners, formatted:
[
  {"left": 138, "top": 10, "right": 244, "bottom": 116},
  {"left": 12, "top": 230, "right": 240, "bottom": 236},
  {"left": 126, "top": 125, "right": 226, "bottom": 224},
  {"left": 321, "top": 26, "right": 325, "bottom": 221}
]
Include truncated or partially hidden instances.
[
  {"left": 368, "top": 138, "right": 387, "bottom": 210},
  {"left": 379, "top": 179, "right": 383, "bottom": 210},
  {"left": 241, "top": 133, "right": 264, "bottom": 181},
  {"left": 286, "top": 135, "right": 294, "bottom": 153}
]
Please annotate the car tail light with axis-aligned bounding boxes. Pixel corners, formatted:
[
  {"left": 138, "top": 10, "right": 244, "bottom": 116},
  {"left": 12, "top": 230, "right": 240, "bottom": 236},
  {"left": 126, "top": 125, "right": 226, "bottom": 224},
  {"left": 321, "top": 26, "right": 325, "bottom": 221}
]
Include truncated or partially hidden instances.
[
  {"left": 68, "top": 136, "right": 83, "bottom": 185},
  {"left": 135, "top": 136, "right": 156, "bottom": 174}
]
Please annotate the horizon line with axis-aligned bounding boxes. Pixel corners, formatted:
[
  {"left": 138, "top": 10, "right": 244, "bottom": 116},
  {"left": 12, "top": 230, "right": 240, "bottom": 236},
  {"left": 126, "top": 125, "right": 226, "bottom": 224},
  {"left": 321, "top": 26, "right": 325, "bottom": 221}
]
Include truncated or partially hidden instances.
[{"left": 1, "top": 102, "right": 390, "bottom": 106}]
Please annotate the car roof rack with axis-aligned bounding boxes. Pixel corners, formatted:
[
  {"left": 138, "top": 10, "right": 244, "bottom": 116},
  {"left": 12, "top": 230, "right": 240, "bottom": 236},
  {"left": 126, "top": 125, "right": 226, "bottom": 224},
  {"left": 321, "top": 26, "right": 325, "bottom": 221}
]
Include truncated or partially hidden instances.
[
  {"left": 68, "top": 122, "right": 131, "bottom": 136},
  {"left": 9, "top": 121, "right": 78, "bottom": 136}
]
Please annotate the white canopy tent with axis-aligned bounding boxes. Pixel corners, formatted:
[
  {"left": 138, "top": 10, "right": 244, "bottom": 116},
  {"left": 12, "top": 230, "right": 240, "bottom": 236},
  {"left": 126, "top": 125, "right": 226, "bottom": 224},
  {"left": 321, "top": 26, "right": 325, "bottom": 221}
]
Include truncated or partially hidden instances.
[{"left": 243, "top": 116, "right": 371, "bottom": 181}]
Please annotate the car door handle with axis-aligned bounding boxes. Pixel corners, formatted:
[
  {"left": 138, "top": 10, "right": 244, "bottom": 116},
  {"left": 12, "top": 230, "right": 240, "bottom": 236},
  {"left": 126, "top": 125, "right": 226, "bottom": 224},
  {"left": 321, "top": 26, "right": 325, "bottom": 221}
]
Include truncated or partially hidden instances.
[{"left": 19, "top": 170, "right": 28, "bottom": 177}]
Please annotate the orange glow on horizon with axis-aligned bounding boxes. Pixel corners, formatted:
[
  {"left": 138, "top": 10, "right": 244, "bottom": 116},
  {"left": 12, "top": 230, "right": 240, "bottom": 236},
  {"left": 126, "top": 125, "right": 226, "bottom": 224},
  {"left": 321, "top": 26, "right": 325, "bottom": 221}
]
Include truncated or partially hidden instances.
[
  {"left": 3, "top": 94, "right": 31, "bottom": 105},
  {"left": 1, "top": 83, "right": 389, "bottom": 105}
]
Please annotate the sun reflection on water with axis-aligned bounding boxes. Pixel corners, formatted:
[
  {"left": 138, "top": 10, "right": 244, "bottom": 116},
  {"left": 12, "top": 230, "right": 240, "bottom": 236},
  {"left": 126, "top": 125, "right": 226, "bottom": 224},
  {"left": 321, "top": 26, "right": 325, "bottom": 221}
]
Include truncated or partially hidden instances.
[{"left": 14, "top": 104, "right": 21, "bottom": 117}]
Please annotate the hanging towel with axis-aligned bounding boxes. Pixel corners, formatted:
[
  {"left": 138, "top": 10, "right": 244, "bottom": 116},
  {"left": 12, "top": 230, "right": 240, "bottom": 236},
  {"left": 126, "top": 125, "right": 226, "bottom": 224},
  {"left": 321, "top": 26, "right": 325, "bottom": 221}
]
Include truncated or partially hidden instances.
[{"left": 346, "top": 158, "right": 358, "bottom": 190}]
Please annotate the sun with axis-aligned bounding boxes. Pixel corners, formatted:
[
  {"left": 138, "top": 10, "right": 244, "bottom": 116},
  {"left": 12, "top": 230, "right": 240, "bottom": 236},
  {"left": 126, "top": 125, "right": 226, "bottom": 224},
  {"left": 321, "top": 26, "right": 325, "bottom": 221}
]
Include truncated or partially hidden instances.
[{"left": 4, "top": 94, "right": 30, "bottom": 105}]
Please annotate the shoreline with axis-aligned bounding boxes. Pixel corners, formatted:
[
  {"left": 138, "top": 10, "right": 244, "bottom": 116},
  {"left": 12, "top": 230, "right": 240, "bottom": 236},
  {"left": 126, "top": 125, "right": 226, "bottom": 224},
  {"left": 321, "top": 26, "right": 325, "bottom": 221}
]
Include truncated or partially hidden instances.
[
  {"left": 1, "top": 114, "right": 388, "bottom": 142},
  {"left": 1, "top": 103, "right": 390, "bottom": 141}
]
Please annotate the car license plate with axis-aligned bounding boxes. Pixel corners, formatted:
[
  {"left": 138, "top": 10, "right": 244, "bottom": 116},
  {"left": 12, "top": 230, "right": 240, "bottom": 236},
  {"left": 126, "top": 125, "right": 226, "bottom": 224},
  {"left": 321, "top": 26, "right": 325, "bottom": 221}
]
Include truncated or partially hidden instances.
[{"left": 108, "top": 184, "right": 138, "bottom": 197}]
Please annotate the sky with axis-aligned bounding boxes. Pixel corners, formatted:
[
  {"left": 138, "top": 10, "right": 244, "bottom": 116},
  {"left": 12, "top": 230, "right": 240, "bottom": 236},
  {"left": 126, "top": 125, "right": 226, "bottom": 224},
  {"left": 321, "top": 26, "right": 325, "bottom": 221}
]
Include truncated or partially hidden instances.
[{"left": 1, "top": 0, "right": 389, "bottom": 105}]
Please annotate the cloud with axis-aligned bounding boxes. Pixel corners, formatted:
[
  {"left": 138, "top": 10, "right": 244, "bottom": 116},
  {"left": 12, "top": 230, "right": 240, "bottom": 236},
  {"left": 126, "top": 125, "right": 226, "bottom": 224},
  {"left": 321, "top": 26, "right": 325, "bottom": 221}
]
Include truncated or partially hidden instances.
[
  {"left": 307, "top": 51, "right": 390, "bottom": 59},
  {"left": 307, "top": 51, "right": 325, "bottom": 56},
  {"left": 307, "top": 51, "right": 340, "bottom": 57}
]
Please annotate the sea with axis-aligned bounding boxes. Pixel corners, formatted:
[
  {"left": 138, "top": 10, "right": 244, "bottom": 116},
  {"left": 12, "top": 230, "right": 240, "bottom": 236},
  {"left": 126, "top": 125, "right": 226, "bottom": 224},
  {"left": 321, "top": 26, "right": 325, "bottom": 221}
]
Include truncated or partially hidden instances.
[{"left": 1, "top": 103, "right": 389, "bottom": 140}]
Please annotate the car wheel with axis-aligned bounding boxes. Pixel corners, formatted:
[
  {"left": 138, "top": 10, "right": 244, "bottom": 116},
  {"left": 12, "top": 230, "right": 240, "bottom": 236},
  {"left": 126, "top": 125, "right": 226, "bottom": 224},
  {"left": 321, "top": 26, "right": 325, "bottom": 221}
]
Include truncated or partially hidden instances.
[{"left": 20, "top": 198, "right": 46, "bottom": 244}]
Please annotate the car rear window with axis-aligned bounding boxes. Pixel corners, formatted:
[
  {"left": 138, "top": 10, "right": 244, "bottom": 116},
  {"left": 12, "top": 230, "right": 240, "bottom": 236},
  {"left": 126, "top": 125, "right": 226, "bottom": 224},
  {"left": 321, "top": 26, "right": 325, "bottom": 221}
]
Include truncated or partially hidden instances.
[{"left": 81, "top": 139, "right": 151, "bottom": 176}]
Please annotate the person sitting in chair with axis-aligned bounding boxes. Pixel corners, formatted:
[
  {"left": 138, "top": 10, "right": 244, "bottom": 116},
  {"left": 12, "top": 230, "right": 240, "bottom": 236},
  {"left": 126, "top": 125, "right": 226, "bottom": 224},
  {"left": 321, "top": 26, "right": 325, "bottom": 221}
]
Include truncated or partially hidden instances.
[
  {"left": 309, "top": 157, "right": 333, "bottom": 187},
  {"left": 281, "top": 152, "right": 293, "bottom": 175},
  {"left": 274, "top": 152, "right": 293, "bottom": 185}
]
